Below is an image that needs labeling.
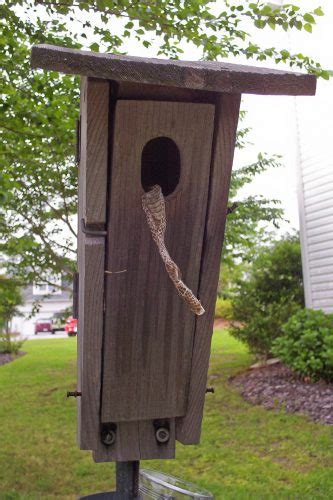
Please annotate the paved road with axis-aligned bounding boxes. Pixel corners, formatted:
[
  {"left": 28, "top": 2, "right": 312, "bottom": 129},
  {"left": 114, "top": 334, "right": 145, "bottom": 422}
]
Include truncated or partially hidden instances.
[{"left": 26, "top": 331, "right": 72, "bottom": 340}]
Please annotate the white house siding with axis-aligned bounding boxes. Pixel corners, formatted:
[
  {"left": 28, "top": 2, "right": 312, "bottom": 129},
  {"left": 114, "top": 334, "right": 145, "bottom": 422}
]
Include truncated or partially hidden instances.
[{"left": 296, "top": 79, "right": 333, "bottom": 313}]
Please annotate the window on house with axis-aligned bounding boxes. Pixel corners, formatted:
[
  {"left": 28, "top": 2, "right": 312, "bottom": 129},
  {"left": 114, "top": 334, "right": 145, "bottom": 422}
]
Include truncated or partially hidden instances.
[{"left": 33, "top": 275, "right": 62, "bottom": 296}]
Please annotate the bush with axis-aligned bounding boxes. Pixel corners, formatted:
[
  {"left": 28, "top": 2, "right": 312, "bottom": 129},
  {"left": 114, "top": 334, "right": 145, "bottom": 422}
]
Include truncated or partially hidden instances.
[
  {"left": 215, "top": 297, "right": 233, "bottom": 320},
  {"left": 232, "top": 299, "right": 301, "bottom": 358},
  {"left": 230, "top": 234, "right": 304, "bottom": 358},
  {"left": 272, "top": 309, "right": 333, "bottom": 382},
  {"left": 0, "top": 332, "right": 25, "bottom": 355}
]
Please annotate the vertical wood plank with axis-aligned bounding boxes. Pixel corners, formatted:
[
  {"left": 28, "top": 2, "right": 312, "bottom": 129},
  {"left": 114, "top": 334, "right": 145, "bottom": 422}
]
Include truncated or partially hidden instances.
[
  {"left": 176, "top": 93, "right": 241, "bottom": 444},
  {"left": 77, "top": 77, "right": 109, "bottom": 449},
  {"left": 81, "top": 77, "right": 109, "bottom": 226},
  {"left": 101, "top": 100, "right": 215, "bottom": 424},
  {"left": 93, "top": 422, "right": 141, "bottom": 462},
  {"left": 92, "top": 418, "right": 175, "bottom": 462},
  {"left": 78, "top": 237, "right": 105, "bottom": 449},
  {"left": 138, "top": 419, "right": 175, "bottom": 460}
]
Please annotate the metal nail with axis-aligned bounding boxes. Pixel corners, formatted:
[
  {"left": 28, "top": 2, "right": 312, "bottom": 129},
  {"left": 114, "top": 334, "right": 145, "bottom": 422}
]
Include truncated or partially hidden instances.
[{"left": 67, "top": 391, "right": 82, "bottom": 398}]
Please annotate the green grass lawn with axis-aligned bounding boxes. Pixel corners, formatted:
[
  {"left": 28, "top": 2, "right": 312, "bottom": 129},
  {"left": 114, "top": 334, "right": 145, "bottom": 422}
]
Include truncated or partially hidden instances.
[{"left": 1, "top": 330, "right": 333, "bottom": 499}]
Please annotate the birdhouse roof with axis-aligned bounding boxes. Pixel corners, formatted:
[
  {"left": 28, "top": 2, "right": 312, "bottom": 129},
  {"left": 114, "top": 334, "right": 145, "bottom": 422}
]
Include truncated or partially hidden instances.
[{"left": 31, "top": 44, "right": 316, "bottom": 96}]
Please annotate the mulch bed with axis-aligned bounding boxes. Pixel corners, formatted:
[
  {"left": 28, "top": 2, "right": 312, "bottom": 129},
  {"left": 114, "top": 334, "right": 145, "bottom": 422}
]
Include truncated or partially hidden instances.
[
  {"left": 0, "top": 351, "right": 25, "bottom": 367},
  {"left": 231, "top": 362, "right": 333, "bottom": 425}
]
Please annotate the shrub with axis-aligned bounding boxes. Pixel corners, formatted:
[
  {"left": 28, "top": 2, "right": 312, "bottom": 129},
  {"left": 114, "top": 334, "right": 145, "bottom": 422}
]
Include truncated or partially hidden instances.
[
  {"left": 272, "top": 309, "right": 333, "bottom": 382},
  {"left": 0, "top": 333, "right": 25, "bottom": 355},
  {"left": 230, "top": 234, "right": 304, "bottom": 358},
  {"left": 232, "top": 299, "right": 301, "bottom": 358},
  {"left": 215, "top": 297, "right": 233, "bottom": 320}
]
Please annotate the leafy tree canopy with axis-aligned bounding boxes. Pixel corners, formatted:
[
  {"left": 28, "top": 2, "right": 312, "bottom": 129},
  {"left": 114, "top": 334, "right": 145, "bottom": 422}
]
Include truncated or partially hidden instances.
[{"left": 0, "top": 1, "right": 327, "bottom": 287}]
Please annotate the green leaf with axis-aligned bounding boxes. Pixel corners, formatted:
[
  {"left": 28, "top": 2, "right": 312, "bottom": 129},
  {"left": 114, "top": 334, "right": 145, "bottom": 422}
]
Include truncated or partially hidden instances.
[
  {"left": 304, "top": 23, "right": 312, "bottom": 33},
  {"left": 314, "top": 7, "right": 324, "bottom": 16},
  {"left": 261, "top": 5, "right": 272, "bottom": 16},
  {"left": 89, "top": 42, "right": 99, "bottom": 51},
  {"left": 304, "top": 13, "right": 315, "bottom": 24}
]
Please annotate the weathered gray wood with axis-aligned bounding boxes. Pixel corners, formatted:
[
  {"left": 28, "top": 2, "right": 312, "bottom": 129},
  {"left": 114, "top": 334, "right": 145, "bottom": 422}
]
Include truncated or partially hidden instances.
[
  {"left": 78, "top": 237, "right": 105, "bottom": 450},
  {"left": 176, "top": 93, "right": 241, "bottom": 444},
  {"left": 92, "top": 419, "right": 175, "bottom": 462},
  {"left": 117, "top": 81, "right": 217, "bottom": 104},
  {"left": 138, "top": 419, "right": 175, "bottom": 460},
  {"left": 80, "top": 77, "right": 109, "bottom": 226},
  {"left": 31, "top": 44, "right": 316, "bottom": 96},
  {"left": 77, "top": 77, "right": 109, "bottom": 449},
  {"left": 101, "top": 100, "right": 215, "bottom": 425}
]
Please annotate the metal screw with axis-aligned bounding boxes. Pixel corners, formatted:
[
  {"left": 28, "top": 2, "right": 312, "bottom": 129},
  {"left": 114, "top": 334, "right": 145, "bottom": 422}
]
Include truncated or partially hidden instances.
[
  {"left": 102, "top": 429, "right": 116, "bottom": 446},
  {"left": 155, "top": 427, "right": 170, "bottom": 444},
  {"left": 206, "top": 387, "right": 215, "bottom": 394},
  {"left": 67, "top": 391, "right": 82, "bottom": 398}
]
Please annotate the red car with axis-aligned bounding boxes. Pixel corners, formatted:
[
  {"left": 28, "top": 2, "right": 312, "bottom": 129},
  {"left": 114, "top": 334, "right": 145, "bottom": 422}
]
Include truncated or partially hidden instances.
[
  {"left": 34, "top": 318, "right": 53, "bottom": 335},
  {"left": 65, "top": 317, "right": 78, "bottom": 337}
]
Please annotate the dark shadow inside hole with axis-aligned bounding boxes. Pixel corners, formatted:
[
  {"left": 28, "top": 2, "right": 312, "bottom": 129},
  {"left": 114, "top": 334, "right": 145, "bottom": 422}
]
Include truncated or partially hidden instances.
[{"left": 141, "top": 136, "right": 181, "bottom": 196}]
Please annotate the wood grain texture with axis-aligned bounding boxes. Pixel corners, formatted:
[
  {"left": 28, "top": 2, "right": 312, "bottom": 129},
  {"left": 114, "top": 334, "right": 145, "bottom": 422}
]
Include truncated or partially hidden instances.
[
  {"left": 101, "top": 100, "right": 215, "bottom": 424},
  {"left": 77, "top": 77, "right": 109, "bottom": 449},
  {"left": 31, "top": 44, "right": 316, "bottom": 96},
  {"left": 92, "top": 419, "right": 175, "bottom": 462},
  {"left": 78, "top": 237, "right": 105, "bottom": 449},
  {"left": 80, "top": 77, "right": 109, "bottom": 226},
  {"left": 117, "top": 81, "right": 217, "bottom": 104},
  {"left": 176, "top": 93, "right": 241, "bottom": 444}
]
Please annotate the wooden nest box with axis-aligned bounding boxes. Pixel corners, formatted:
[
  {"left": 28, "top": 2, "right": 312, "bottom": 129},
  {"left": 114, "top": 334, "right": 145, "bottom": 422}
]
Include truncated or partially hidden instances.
[{"left": 31, "top": 45, "right": 316, "bottom": 463}]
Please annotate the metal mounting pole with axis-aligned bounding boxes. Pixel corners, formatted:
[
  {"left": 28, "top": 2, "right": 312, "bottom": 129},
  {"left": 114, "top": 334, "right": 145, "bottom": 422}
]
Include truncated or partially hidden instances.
[
  {"left": 116, "top": 461, "right": 140, "bottom": 499},
  {"left": 80, "top": 461, "right": 140, "bottom": 499}
]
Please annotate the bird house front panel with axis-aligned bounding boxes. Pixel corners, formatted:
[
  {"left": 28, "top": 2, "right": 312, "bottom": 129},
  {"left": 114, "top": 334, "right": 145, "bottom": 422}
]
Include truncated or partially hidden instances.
[{"left": 101, "top": 100, "right": 215, "bottom": 423}]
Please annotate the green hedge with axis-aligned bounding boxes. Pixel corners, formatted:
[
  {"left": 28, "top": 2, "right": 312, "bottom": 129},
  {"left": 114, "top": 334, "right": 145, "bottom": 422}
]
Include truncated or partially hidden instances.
[{"left": 273, "top": 308, "right": 333, "bottom": 382}]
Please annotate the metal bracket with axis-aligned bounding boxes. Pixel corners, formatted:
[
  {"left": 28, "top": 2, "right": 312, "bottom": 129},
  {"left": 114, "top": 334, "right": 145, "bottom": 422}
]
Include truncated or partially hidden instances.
[{"left": 81, "top": 218, "right": 107, "bottom": 237}]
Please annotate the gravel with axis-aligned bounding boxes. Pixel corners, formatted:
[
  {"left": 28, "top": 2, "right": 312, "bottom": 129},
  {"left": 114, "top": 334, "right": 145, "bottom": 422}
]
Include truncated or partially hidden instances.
[{"left": 232, "top": 363, "right": 333, "bottom": 425}]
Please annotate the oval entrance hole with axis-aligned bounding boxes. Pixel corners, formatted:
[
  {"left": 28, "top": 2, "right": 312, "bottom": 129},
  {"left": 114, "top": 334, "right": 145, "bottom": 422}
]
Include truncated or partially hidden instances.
[{"left": 141, "top": 137, "right": 181, "bottom": 197}]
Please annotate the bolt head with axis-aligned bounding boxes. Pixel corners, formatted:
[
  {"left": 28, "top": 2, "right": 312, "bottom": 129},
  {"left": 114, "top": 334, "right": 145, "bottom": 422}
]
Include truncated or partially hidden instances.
[
  {"left": 155, "top": 427, "right": 170, "bottom": 444},
  {"left": 101, "top": 429, "right": 116, "bottom": 446}
]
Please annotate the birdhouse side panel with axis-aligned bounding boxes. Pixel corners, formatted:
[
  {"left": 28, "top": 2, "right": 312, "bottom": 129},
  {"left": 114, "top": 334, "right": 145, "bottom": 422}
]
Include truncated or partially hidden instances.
[
  {"left": 77, "top": 77, "right": 110, "bottom": 450},
  {"left": 176, "top": 93, "right": 241, "bottom": 444}
]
